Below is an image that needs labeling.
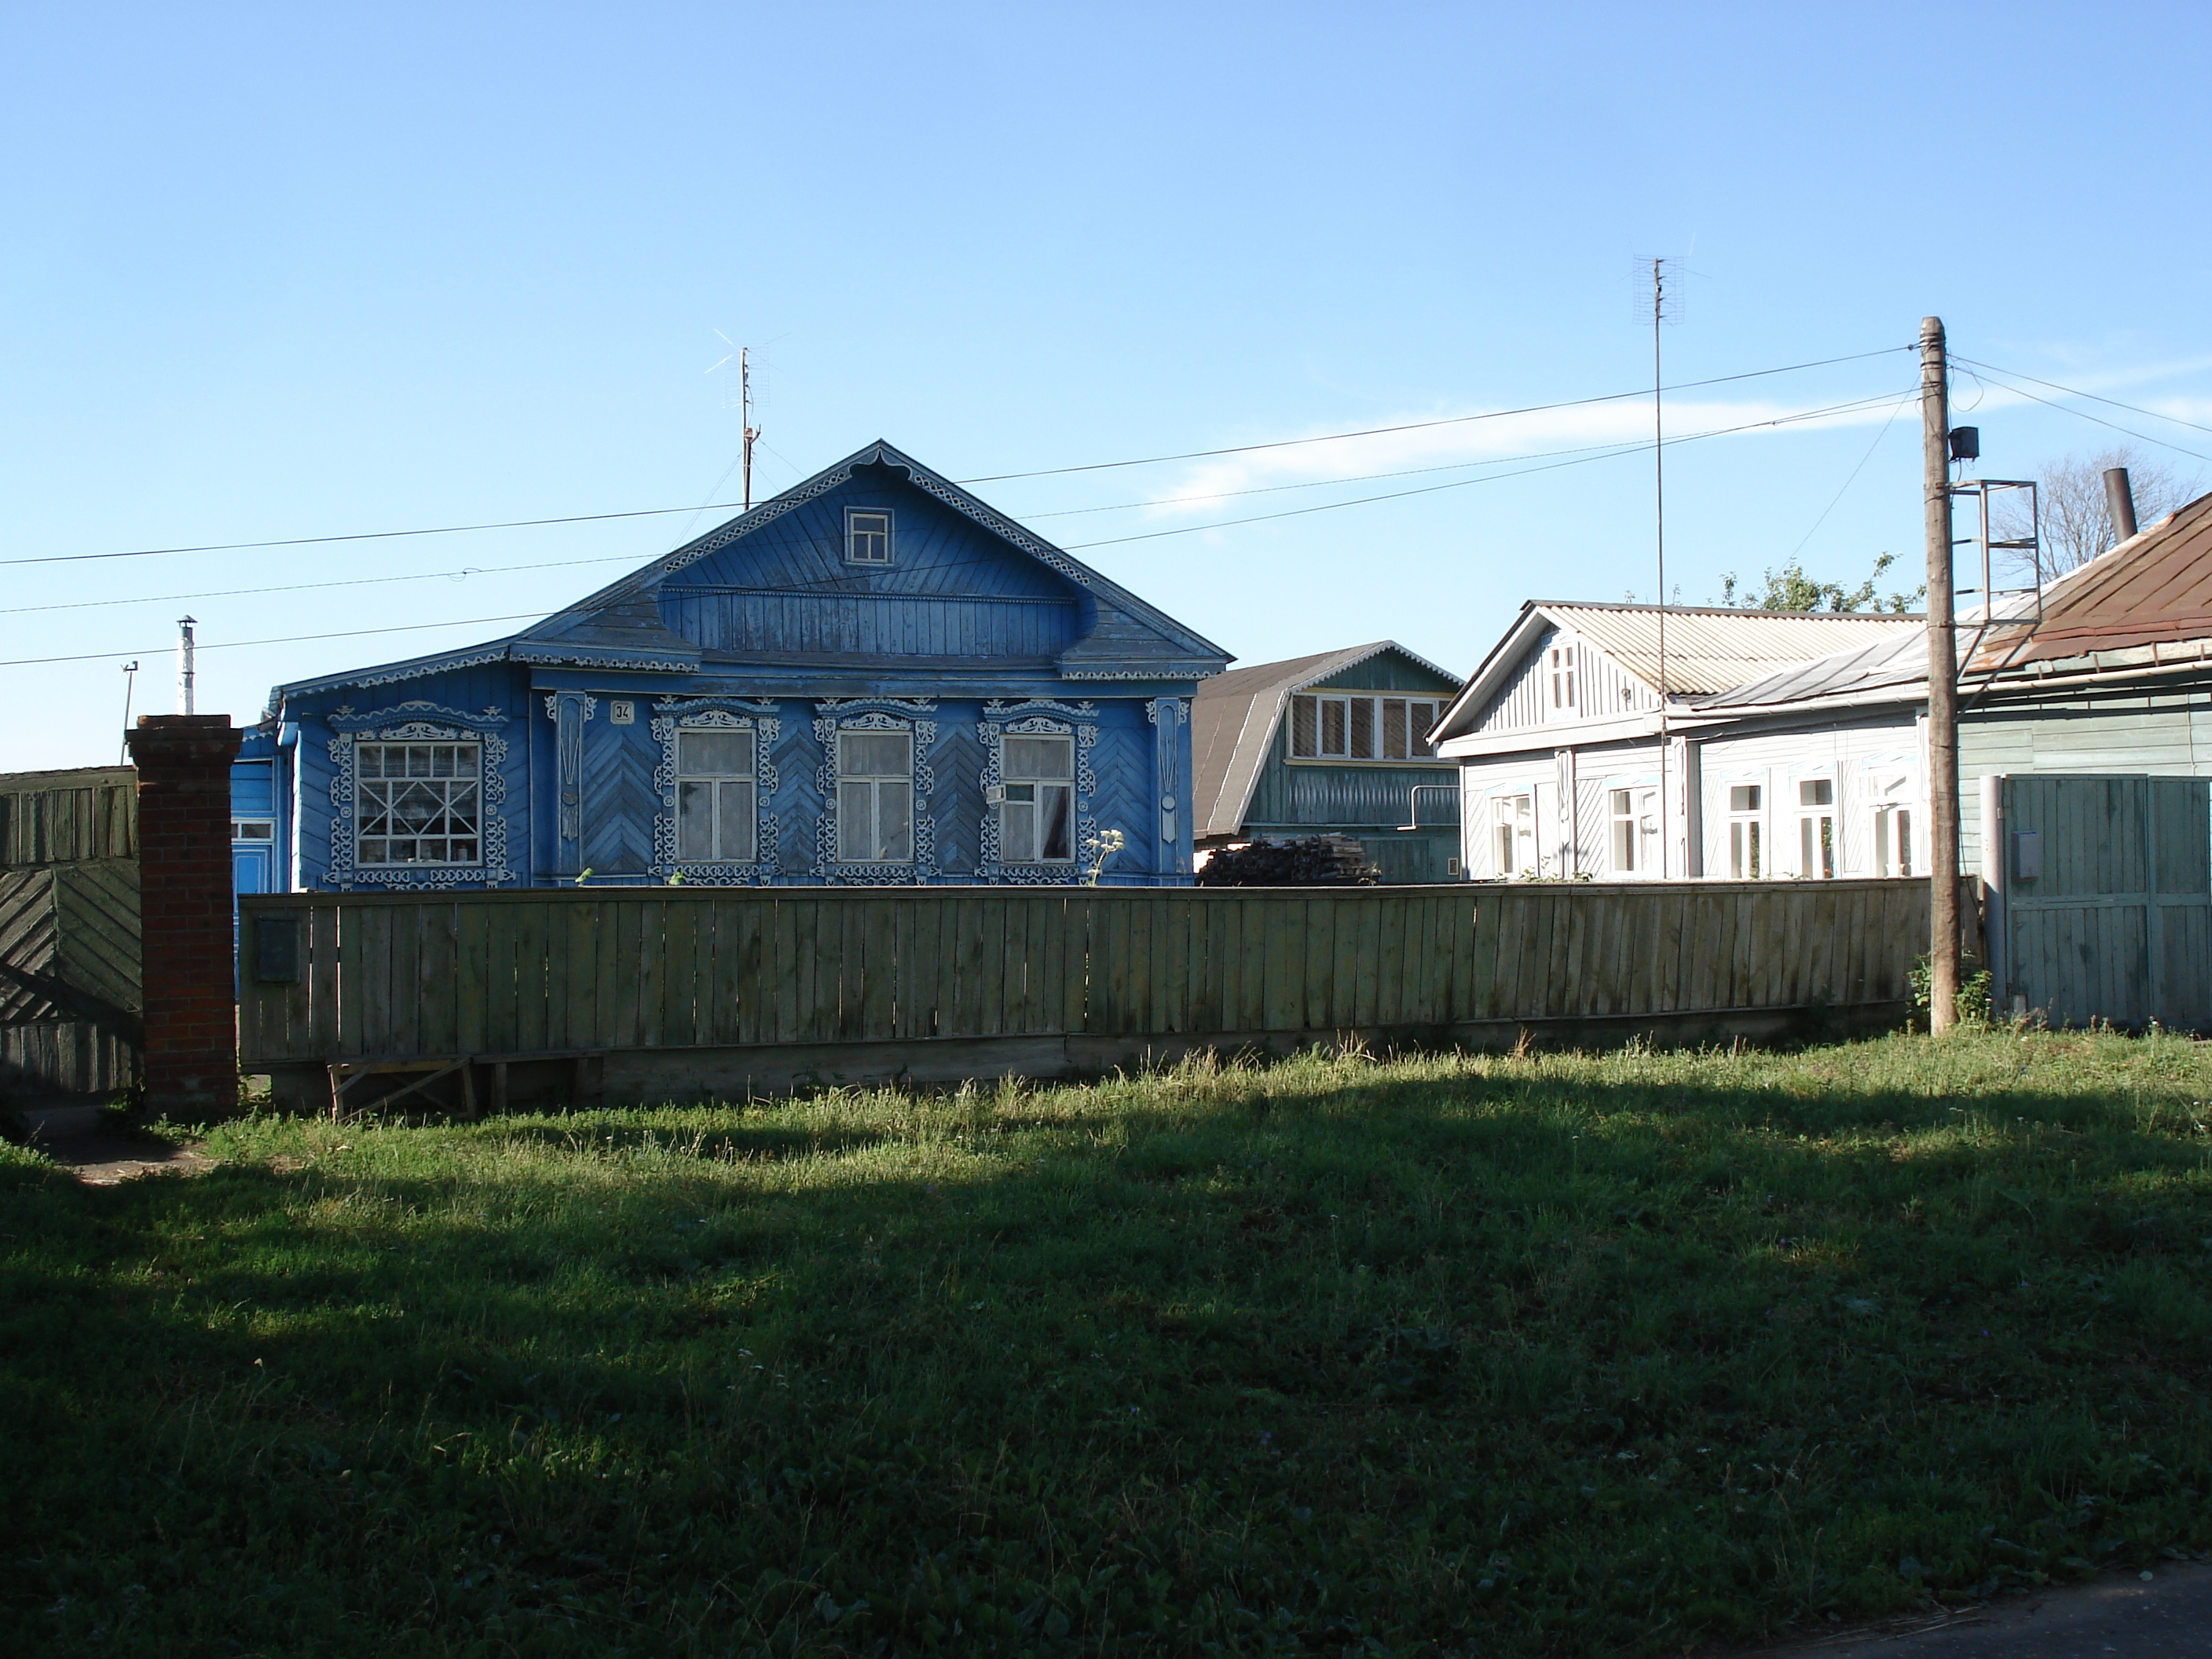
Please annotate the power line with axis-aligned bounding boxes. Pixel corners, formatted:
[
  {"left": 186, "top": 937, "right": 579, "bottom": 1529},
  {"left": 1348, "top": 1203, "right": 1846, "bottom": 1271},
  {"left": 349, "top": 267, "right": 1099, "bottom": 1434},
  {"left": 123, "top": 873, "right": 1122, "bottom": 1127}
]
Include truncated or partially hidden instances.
[
  {"left": 1949, "top": 359, "right": 2212, "bottom": 466},
  {"left": 1950, "top": 356, "right": 2212, "bottom": 440},
  {"left": 0, "top": 552, "right": 643, "bottom": 618},
  {"left": 959, "top": 345, "right": 1912, "bottom": 482},
  {"left": 0, "top": 343, "right": 1912, "bottom": 570},
  {"left": 0, "top": 612, "right": 549, "bottom": 670},
  {"left": 1059, "top": 390, "right": 1914, "bottom": 550},
  {"left": 5, "top": 390, "right": 1910, "bottom": 619}
]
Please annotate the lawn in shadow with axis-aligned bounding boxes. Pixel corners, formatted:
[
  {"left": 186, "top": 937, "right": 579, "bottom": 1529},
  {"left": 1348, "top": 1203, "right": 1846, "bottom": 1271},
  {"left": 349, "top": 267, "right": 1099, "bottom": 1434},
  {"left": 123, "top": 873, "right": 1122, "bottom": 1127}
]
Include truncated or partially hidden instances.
[{"left": 3, "top": 1029, "right": 2210, "bottom": 1657}]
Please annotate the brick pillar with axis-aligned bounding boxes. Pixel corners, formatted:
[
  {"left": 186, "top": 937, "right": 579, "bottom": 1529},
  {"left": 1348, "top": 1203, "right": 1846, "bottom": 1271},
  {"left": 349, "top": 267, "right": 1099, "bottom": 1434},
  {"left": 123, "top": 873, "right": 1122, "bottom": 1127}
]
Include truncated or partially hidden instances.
[{"left": 126, "top": 715, "right": 243, "bottom": 1115}]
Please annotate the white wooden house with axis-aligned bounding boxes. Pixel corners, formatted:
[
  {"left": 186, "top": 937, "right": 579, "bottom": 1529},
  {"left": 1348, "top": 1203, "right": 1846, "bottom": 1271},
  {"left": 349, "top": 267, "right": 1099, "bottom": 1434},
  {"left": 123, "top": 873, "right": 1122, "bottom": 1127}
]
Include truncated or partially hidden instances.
[{"left": 1428, "top": 603, "right": 1926, "bottom": 881}]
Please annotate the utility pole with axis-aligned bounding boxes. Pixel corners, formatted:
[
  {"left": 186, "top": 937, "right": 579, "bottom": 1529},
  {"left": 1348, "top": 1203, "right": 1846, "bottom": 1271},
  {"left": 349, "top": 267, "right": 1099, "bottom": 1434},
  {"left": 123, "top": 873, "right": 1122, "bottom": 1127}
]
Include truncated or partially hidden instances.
[
  {"left": 176, "top": 616, "right": 197, "bottom": 717},
  {"left": 119, "top": 661, "right": 139, "bottom": 764},
  {"left": 1648, "top": 257, "right": 1672, "bottom": 877},
  {"left": 1921, "top": 317, "right": 1961, "bottom": 1033},
  {"left": 740, "top": 346, "right": 759, "bottom": 513}
]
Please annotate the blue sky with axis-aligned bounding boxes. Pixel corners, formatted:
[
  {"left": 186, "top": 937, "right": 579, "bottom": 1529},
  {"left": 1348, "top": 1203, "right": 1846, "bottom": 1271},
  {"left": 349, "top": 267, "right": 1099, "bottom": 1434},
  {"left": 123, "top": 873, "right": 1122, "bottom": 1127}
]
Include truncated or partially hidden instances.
[{"left": 5, "top": 2, "right": 2210, "bottom": 769}]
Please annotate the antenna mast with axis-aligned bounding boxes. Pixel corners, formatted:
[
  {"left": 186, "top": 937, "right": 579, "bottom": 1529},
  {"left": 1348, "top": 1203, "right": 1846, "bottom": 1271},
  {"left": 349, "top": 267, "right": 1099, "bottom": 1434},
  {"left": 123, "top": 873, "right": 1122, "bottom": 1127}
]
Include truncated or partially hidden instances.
[
  {"left": 741, "top": 347, "right": 758, "bottom": 512},
  {"left": 1643, "top": 257, "right": 1677, "bottom": 877}
]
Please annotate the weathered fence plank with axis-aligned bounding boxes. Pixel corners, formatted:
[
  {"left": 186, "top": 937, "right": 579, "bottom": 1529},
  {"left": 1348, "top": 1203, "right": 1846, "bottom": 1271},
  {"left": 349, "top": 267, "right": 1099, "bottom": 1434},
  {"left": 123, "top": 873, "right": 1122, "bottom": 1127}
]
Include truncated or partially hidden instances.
[{"left": 238, "top": 881, "right": 1934, "bottom": 1101}]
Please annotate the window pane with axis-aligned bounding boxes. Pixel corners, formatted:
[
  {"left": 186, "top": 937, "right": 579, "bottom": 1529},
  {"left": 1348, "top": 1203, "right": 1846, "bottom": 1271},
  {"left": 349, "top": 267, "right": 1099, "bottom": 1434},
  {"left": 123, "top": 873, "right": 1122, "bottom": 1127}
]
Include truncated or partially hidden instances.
[
  {"left": 1291, "top": 697, "right": 1317, "bottom": 757},
  {"left": 1041, "top": 784, "right": 1073, "bottom": 860},
  {"left": 875, "top": 782, "right": 913, "bottom": 862},
  {"left": 1730, "top": 785, "right": 1760, "bottom": 812},
  {"left": 1800, "top": 778, "right": 1833, "bottom": 806},
  {"left": 841, "top": 731, "right": 910, "bottom": 778},
  {"left": 677, "top": 780, "right": 713, "bottom": 860},
  {"left": 1896, "top": 809, "right": 1912, "bottom": 877},
  {"left": 679, "top": 729, "right": 754, "bottom": 777},
  {"left": 1004, "top": 735, "right": 1073, "bottom": 781},
  {"left": 716, "top": 780, "right": 756, "bottom": 862},
  {"left": 1003, "top": 800, "right": 1036, "bottom": 864},
  {"left": 1321, "top": 700, "right": 1346, "bottom": 756},
  {"left": 1382, "top": 700, "right": 1408, "bottom": 760},
  {"left": 837, "top": 781, "right": 874, "bottom": 862},
  {"left": 1410, "top": 702, "right": 1437, "bottom": 757},
  {"left": 1350, "top": 698, "right": 1375, "bottom": 759}
]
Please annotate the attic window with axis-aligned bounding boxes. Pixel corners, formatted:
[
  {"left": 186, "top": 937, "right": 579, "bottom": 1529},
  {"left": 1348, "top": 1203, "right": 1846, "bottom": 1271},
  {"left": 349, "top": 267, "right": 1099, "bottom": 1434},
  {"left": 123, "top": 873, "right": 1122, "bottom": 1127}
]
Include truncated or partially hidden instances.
[
  {"left": 845, "top": 508, "right": 893, "bottom": 566},
  {"left": 1547, "top": 644, "right": 1577, "bottom": 712},
  {"left": 1289, "top": 694, "right": 1441, "bottom": 760}
]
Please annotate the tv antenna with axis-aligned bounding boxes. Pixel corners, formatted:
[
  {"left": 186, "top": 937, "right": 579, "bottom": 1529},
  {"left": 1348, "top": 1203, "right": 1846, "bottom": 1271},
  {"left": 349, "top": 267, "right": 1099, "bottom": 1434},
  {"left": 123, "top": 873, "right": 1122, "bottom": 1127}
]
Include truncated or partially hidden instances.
[
  {"left": 706, "top": 333, "right": 761, "bottom": 511},
  {"left": 1636, "top": 255, "right": 1685, "bottom": 875}
]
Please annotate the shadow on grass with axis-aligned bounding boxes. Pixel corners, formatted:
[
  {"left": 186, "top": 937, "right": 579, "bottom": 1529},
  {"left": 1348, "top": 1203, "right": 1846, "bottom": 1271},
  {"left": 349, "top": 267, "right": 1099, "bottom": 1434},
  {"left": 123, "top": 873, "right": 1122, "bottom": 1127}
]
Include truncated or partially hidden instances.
[{"left": 5, "top": 1040, "right": 2212, "bottom": 1657}]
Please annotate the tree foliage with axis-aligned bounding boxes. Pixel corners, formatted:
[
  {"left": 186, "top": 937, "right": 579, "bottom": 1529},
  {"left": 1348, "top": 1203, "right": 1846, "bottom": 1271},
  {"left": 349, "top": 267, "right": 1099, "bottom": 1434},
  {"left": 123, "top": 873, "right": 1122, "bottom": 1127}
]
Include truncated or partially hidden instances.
[{"left": 1717, "top": 551, "right": 1923, "bottom": 613}]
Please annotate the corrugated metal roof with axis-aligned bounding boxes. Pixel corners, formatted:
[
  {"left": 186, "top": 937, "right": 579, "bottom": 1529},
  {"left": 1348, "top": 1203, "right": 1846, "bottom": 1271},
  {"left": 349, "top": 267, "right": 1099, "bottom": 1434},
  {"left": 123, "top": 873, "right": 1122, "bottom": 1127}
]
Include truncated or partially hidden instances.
[
  {"left": 1537, "top": 602, "right": 1925, "bottom": 696},
  {"left": 1968, "top": 491, "right": 2212, "bottom": 672},
  {"left": 1192, "top": 642, "right": 1461, "bottom": 840},
  {"left": 1701, "top": 628, "right": 1930, "bottom": 709}
]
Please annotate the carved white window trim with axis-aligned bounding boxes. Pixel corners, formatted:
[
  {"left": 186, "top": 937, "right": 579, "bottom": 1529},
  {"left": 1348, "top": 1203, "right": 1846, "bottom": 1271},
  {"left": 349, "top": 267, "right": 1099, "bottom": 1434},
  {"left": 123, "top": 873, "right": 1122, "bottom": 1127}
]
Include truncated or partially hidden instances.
[
  {"left": 977, "top": 712, "right": 1097, "bottom": 884},
  {"left": 324, "top": 702, "right": 514, "bottom": 890},
  {"left": 812, "top": 704, "right": 937, "bottom": 884},
  {"left": 650, "top": 698, "right": 782, "bottom": 884}
]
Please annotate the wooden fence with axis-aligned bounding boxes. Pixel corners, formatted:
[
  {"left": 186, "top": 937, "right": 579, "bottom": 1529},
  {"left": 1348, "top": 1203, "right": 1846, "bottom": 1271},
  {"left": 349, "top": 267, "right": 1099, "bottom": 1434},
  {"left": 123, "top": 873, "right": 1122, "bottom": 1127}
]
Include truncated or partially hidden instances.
[
  {"left": 1, "top": 767, "right": 141, "bottom": 1101},
  {"left": 240, "top": 878, "right": 1939, "bottom": 1107}
]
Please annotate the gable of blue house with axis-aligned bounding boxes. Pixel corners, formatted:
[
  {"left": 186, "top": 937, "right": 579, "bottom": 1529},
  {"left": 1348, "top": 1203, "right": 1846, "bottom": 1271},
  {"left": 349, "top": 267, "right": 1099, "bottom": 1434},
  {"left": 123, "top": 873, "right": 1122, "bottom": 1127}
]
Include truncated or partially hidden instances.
[{"left": 250, "top": 442, "right": 1231, "bottom": 891}]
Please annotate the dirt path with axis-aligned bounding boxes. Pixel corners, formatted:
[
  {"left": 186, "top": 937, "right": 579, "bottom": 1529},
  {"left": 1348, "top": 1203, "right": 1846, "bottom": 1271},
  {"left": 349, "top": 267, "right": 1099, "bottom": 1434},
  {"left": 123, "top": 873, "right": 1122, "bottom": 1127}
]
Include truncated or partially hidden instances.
[
  {"left": 31, "top": 1126, "right": 213, "bottom": 1185},
  {"left": 1752, "top": 1562, "right": 2212, "bottom": 1657}
]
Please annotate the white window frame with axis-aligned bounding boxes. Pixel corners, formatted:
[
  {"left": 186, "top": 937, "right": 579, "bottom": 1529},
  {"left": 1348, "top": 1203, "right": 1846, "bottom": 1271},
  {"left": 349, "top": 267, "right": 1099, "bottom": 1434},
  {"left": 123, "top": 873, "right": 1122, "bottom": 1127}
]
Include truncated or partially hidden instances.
[
  {"left": 1865, "top": 770, "right": 1915, "bottom": 878},
  {"left": 355, "top": 741, "right": 483, "bottom": 868},
  {"left": 837, "top": 727, "right": 915, "bottom": 864},
  {"left": 1795, "top": 775, "right": 1837, "bottom": 880},
  {"left": 1491, "top": 789, "right": 1535, "bottom": 878},
  {"left": 1609, "top": 782, "right": 1658, "bottom": 875},
  {"left": 1548, "top": 643, "right": 1578, "bottom": 714},
  {"left": 231, "top": 818, "right": 275, "bottom": 843},
  {"left": 995, "top": 732, "right": 1077, "bottom": 864},
  {"left": 1288, "top": 693, "right": 1443, "bottom": 761},
  {"left": 844, "top": 507, "right": 894, "bottom": 566},
  {"left": 674, "top": 725, "right": 760, "bottom": 864},
  {"left": 1723, "top": 781, "right": 1765, "bottom": 881}
]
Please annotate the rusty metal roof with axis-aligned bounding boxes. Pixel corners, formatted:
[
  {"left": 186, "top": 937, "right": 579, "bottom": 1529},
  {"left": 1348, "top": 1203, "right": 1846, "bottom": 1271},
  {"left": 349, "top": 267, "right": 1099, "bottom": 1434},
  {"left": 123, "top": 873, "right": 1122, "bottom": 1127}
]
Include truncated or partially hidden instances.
[
  {"left": 1968, "top": 492, "right": 2212, "bottom": 672},
  {"left": 1536, "top": 602, "right": 1925, "bottom": 696}
]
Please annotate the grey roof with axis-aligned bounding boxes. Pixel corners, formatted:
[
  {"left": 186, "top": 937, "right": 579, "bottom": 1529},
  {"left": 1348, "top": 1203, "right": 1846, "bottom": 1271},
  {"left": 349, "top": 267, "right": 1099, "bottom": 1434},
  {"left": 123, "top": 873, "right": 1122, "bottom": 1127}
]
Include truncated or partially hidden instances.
[
  {"left": 1192, "top": 641, "right": 1462, "bottom": 840},
  {"left": 1701, "top": 628, "right": 1930, "bottom": 709},
  {"left": 1533, "top": 602, "right": 1925, "bottom": 696}
]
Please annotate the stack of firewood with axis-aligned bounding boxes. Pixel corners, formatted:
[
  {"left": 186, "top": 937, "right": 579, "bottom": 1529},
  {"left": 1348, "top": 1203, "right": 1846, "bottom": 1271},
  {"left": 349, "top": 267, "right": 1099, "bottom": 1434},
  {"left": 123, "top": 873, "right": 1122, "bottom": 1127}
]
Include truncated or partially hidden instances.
[{"left": 1194, "top": 835, "right": 1381, "bottom": 887}]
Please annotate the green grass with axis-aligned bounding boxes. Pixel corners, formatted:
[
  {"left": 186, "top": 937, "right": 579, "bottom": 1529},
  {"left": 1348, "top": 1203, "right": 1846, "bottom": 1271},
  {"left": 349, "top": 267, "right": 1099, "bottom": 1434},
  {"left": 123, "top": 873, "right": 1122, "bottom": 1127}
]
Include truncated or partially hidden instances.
[{"left": 7, "top": 1030, "right": 2212, "bottom": 1657}]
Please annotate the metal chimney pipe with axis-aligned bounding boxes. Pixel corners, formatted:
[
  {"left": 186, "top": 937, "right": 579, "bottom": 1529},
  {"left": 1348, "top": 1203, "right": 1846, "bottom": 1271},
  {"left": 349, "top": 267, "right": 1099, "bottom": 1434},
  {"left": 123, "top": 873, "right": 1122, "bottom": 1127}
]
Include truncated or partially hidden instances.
[
  {"left": 2104, "top": 467, "right": 2138, "bottom": 544},
  {"left": 176, "top": 615, "right": 196, "bottom": 716}
]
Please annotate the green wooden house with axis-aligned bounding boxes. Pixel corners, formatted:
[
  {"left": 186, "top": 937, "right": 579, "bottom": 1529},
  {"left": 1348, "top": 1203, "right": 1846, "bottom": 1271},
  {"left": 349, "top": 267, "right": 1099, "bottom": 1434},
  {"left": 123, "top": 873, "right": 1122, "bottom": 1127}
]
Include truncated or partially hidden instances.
[{"left": 1191, "top": 642, "right": 1463, "bottom": 883}]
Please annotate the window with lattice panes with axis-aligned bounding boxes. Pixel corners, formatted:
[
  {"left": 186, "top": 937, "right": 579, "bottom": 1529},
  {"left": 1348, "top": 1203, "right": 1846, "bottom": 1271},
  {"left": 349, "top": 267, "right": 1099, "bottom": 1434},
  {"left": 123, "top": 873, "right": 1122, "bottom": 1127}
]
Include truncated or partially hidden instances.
[
  {"left": 837, "top": 730, "right": 914, "bottom": 863},
  {"left": 845, "top": 508, "right": 893, "bottom": 566},
  {"left": 1796, "top": 778, "right": 1837, "bottom": 879},
  {"left": 675, "top": 727, "right": 757, "bottom": 862},
  {"left": 1548, "top": 644, "right": 1578, "bottom": 712},
  {"left": 1866, "top": 772, "right": 1914, "bottom": 877},
  {"left": 1610, "top": 786, "right": 1657, "bottom": 873},
  {"left": 1492, "top": 792, "right": 1534, "bottom": 877},
  {"left": 1288, "top": 694, "right": 1444, "bottom": 760},
  {"left": 1726, "top": 782, "right": 1763, "bottom": 880},
  {"left": 357, "top": 742, "right": 481, "bottom": 866},
  {"left": 999, "top": 734, "right": 1075, "bottom": 863}
]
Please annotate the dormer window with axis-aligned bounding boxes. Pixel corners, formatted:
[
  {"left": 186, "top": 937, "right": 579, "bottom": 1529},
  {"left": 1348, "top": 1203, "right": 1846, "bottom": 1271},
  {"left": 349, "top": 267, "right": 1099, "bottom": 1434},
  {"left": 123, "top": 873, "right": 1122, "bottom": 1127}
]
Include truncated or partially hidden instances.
[
  {"left": 845, "top": 508, "right": 893, "bottom": 566},
  {"left": 1548, "top": 644, "right": 1577, "bottom": 712}
]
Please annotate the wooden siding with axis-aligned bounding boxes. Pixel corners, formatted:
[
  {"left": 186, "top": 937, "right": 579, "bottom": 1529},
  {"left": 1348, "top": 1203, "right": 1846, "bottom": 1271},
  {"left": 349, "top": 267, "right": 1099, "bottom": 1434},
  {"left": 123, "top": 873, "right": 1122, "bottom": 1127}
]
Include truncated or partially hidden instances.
[
  {"left": 1, "top": 769, "right": 137, "bottom": 867},
  {"left": 1961, "top": 692, "right": 2212, "bottom": 871},
  {"left": 1308, "top": 657, "right": 1459, "bottom": 694},
  {"left": 659, "top": 485, "right": 1081, "bottom": 659},
  {"left": 0, "top": 860, "right": 141, "bottom": 1097},
  {"left": 1471, "top": 628, "right": 1657, "bottom": 737},
  {"left": 1995, "top": 774, "right": 2212, "bottom": 1031},
  {"left": 239, "top": 878, "right": 1928, "bottom": 1070}
]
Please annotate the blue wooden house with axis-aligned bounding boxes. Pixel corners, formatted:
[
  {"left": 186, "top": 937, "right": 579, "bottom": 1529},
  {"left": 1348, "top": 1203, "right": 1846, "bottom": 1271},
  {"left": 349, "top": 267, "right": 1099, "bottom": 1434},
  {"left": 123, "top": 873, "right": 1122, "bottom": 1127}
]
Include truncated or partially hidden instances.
[{"left": 236, "top": 442, "right": 1231, "bottom": 892}]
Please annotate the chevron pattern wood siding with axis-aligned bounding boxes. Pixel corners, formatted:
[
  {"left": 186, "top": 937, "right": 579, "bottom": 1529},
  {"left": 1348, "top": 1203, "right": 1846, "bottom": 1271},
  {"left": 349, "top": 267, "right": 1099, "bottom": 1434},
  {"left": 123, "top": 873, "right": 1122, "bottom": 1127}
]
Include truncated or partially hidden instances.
[
  {"left": 0, "top": 860, "right": 141, "bottom": 1097},
  {"left": 581, "top": 719, "right": 660, "bottom": 876}
]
